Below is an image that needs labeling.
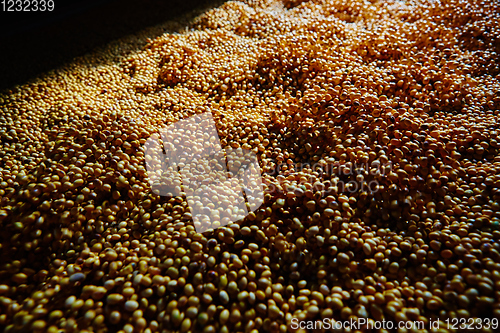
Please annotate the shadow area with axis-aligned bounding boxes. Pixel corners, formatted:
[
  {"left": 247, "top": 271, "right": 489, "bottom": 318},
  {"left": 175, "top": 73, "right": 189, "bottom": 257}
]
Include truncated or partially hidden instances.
[{"left": 0, "top": 0, "right": 220, "bottom": 91}]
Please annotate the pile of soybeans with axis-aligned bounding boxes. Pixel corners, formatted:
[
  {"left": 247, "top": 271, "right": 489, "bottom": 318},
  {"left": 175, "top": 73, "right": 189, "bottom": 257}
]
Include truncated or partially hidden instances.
[{"left": 1, "top": 0, "right": 500, "bottom": 332}]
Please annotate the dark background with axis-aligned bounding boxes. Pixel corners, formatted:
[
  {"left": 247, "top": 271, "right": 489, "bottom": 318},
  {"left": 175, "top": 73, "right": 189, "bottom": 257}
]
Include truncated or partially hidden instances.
[{"left": 0, "top": 0, "right": 217, "bottom": 92}]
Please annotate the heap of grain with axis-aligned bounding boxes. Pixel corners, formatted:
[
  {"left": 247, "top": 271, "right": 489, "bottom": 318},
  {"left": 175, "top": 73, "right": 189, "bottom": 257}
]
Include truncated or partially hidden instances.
[{"left": 0, "top": 0, "right": 499, "bottom": 332}]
